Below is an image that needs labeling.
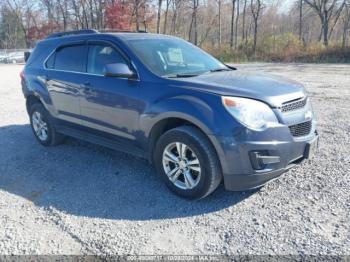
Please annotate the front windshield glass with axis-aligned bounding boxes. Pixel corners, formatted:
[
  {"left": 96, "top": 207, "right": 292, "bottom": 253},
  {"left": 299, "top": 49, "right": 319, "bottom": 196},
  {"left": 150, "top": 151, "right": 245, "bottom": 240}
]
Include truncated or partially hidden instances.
[{"left": 127, "top": 37, "right": 228, "bottom": 77}]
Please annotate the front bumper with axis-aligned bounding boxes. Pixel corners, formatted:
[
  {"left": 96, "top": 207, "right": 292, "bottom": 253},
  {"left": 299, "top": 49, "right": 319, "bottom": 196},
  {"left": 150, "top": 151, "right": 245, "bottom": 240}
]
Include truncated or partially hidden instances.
[{"left": 209, "top": 120, "right": 318, "bottom": 191}]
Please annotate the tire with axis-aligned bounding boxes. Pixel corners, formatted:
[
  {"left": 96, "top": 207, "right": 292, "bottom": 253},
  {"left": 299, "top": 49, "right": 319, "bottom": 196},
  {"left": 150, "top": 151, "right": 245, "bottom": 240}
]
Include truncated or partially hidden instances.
[
  {"left": 29, "top": 103, "right": 64, "bottom": 146},
  {"left": 154, "top": 126, "right": 222, "bottom": 199}
]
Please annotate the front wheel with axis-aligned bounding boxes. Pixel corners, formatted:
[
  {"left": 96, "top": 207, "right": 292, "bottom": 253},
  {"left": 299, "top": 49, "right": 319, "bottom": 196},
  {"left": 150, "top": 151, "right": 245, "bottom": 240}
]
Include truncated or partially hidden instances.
[{"left": 154, "top": 126, "right": 222, "bottom": 199}]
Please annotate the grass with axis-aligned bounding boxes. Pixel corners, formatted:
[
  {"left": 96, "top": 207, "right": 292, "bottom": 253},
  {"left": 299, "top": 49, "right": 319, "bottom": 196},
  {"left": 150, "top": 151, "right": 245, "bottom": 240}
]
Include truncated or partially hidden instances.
[{"left": 202, "top": 35, "right": 350, "bottom": 63}]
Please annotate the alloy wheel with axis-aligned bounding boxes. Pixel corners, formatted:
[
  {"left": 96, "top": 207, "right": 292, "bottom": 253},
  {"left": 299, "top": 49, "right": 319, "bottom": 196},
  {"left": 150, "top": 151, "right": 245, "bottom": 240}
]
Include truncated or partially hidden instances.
[
  {"left": 162, "top": 142, "right": 201, "bottom": 190},
  {"left": 32, "top": 111, "right": 48, "bottom": 141}
]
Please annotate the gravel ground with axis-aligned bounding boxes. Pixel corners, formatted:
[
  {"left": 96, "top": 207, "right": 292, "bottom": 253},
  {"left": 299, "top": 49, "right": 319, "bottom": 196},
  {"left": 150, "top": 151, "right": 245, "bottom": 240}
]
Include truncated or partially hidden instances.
[{"left": 0, "top": 63, "right": 349, "bottom": 256}]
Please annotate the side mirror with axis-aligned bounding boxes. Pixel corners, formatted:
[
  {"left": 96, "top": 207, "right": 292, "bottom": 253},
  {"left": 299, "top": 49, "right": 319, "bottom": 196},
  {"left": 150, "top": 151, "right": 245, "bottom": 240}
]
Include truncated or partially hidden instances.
[{"left": 104, "top": 63, "right": 137, "bottom": 79}]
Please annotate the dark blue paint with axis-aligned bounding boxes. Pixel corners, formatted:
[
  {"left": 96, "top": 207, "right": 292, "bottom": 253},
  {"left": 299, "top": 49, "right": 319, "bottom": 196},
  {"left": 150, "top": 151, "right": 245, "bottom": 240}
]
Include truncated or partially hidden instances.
[{"left": 22, "top": 32, "right": 318, "bottom": 191}]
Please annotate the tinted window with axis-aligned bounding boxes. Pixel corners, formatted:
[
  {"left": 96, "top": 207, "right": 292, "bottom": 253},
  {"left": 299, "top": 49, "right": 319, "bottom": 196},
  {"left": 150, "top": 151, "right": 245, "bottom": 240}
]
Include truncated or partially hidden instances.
[
  {"left": 54, "top": 45, "right": 86, "bottom": 72},
  {"left": 46, "top": 53, "right": 55, "bottom": 69},
  {"left": 87, "top": 44, "right": 127, "bottom": 75}
]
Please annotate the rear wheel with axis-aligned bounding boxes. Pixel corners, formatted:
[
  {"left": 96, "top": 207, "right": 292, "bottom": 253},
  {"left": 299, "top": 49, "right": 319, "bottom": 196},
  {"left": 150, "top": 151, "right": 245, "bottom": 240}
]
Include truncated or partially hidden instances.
[
  {"left": 154, "top": 126, "right": 222, "bottom": 199},
  {"left": 29, "top": 103, "right": 64, "bottom": 146}
]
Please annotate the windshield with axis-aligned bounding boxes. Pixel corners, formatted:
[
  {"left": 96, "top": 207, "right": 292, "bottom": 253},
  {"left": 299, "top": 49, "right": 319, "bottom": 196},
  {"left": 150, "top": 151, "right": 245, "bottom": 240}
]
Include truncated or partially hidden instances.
[{"left": 127, "top": 37, "right": 228, "bottom": 77}]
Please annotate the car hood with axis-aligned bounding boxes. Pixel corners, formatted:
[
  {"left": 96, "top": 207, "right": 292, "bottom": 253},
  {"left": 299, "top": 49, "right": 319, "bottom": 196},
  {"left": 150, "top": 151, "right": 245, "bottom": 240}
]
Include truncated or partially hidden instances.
[{"left": 175, "top": 70, "right": 306, "bottom": 107}]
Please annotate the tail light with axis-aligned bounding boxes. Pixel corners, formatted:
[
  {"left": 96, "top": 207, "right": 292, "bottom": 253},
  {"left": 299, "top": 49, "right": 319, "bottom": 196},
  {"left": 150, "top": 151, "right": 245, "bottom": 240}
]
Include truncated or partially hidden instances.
[{"left": 20, "top": 71, "right": 25, "bottom": 81}]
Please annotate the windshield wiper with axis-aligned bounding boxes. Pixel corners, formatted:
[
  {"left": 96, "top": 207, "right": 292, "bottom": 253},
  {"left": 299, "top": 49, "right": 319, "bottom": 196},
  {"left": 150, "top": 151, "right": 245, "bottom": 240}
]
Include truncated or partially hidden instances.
[
  {"left": 164, "top": 67, "right": 233, "bottom": 78},
  {"left": 210, "top": 68, "right": 232, "bottom": 73},
  {"left": 165, "top": 73, "right": 199, "bottom": 78}
]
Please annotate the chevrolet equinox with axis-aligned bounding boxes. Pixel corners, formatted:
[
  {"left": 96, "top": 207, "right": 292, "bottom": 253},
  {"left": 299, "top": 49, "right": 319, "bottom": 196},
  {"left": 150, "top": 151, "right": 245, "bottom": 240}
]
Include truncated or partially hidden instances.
[{"left": 21, "top": 29, "right": 319, "bottom": 199}]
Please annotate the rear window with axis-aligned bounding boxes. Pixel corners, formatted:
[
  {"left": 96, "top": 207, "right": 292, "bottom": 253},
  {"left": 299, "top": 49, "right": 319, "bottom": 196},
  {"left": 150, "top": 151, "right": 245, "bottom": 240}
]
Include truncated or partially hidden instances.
[{"left": 48, "top": 45, "right": 86, "bottom": 72}]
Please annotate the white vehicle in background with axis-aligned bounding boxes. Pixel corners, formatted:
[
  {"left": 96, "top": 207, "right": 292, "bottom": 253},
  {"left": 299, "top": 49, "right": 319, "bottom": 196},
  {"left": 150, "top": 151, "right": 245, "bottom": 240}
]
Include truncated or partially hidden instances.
[
  {"left": 0, "top": 53, "right": 9, "bottom": 63},
  {"left": 4, "top": 52, "right": 25, "bottom": 64}
]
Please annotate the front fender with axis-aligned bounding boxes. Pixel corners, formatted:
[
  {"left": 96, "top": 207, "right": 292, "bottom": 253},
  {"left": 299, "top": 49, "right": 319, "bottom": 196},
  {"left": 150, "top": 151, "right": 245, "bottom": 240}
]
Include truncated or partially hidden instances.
[
  {"left": 139, "top": 94, "right": 233, "bottom": 171},
  {"left": 141, "top": 94, "right": 222, "bottom": 139}
]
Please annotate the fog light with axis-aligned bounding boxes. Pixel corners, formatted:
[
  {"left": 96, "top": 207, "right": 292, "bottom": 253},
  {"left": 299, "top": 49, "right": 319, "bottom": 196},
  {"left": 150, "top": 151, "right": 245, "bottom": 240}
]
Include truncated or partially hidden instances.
[{"left": 249, "top": 151, "right": 280, "bottom": 170}]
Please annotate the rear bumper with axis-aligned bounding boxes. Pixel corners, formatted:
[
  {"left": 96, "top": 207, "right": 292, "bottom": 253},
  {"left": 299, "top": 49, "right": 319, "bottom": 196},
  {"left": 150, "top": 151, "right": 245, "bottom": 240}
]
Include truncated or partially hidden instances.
[{"left": 209, "top": 120, "right": 318, "bottom": 191}]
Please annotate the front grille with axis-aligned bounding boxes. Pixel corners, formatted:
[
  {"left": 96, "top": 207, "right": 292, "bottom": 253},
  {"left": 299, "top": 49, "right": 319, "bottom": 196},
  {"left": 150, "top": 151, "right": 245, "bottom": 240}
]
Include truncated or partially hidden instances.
[
  {"left": 289, "top": 121, "right": 312, "bottom": 137},
  {"left": 281, "top": 98, "right": 307, "bottom": 113}
]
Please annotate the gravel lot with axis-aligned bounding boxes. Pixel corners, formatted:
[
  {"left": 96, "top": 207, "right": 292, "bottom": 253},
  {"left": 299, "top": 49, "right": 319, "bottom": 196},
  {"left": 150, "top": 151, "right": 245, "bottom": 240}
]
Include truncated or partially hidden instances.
[{"left": 0, "top": 63, "right": 349, "bottom": 256}]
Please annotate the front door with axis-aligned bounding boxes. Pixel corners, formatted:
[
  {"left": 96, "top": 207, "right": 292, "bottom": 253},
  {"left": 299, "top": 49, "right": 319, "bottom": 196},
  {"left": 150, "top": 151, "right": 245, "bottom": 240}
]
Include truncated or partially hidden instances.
[{"left": 79, "top": 41, "right": 145, "bottom": 143}]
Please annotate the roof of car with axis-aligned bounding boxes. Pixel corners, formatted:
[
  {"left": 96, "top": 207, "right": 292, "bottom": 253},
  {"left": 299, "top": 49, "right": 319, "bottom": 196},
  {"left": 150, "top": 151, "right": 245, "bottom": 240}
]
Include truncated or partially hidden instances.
[
  {"left": 45, "top": 29, "right": 175, "bottom": 42},
  {"left": 108, "top": 32, "right": 175, "bottom": 40}
]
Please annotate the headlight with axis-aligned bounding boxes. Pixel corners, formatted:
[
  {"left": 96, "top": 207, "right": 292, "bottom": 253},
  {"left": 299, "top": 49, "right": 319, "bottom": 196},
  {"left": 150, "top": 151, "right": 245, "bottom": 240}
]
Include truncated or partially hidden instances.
[{"left": 222, "top": 96, "right": 278, "bottom": 130}]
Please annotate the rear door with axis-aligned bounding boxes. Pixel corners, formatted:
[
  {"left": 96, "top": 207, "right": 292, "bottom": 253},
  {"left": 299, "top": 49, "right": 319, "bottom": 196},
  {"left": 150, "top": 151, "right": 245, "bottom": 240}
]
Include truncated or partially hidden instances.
[{"left": 45, "top": 43, "right": 87, "bottom": 124}]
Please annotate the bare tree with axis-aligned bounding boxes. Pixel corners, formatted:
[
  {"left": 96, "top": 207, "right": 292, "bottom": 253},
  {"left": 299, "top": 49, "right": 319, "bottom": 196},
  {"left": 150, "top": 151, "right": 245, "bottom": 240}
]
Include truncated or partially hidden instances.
[
  {"left": 235, "top": 0, "right": 239, "bottom": 48},
  {"left": 230, "top": 0, "right": 236, "bottom": 47},
  {"left": 299, "top": 0, "right": 303, "bottom": 43},
  {"left": 4, "top": 0, "right": 34, "bottom": 47},
  {"left": 342, "top": 1, "right": 350, "bottom": 47},
  {"left": 2, "top": 0, "right": 350, "bottom": 61},
  {"left": 242, "top": 0, "right": 247, "bottom": 46},
  {"left": 170, "top": 0, "right": 181, "bottom": 35},
  {"left": 188, "top": 0, "right": 199, "bottom": 45},
  {"left": 95, "top": 0, "right": 104, "bottom": 29},
  {"left": 304, "top": 0, "right": 346, "bottom": 46},
  {"left": 156, "top": 0, "right": 162, "bottom": 33},
  {"left": 163, "top": 0, "right": 170, "bottom": 34},
  {"left": 71, "top": 0, "right": 83, "bottom": 29},
  {"left": 57, "top": 0, "right": 68, "bottom": 31},
  {"left": 216, "top": 0, "right": 223, "bottom": 46},
  {"left": 251, "top": 0, "right": 262, "bottom": 54},
  {"left": 133, "top": 0, "right": 141, "bottom": 31},
  {"left": 136, "top": 0, "right": 152, "bottom": 31}
]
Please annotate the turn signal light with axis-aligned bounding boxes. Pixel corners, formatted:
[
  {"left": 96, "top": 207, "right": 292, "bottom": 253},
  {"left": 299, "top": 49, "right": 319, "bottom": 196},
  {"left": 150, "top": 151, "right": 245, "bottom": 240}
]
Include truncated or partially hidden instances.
[{"left": 223, "top": 97, "right": 237, "bottom": 107}]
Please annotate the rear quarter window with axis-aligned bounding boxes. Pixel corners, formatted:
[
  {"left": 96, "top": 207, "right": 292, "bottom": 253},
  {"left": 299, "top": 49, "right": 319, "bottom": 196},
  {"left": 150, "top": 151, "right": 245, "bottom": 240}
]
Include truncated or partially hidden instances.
[
  {"left": 25, "top": 41, "right": 55, "bottom": 69},
  {"left": 45, "top": 53, "right": 55, "bottom": 69}
]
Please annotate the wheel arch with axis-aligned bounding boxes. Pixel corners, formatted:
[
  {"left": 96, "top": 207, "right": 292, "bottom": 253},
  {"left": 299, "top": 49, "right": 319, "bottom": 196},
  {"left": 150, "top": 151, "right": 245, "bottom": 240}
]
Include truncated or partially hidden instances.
[
  {"left": 26, "top": 94, "right": 43, "bottom": 114},
  {"left": 148, "top": 117, "right": 197, "bottom": 161},
  {"left": 147, "top": 115, "right": 223, "bottom": 172}
]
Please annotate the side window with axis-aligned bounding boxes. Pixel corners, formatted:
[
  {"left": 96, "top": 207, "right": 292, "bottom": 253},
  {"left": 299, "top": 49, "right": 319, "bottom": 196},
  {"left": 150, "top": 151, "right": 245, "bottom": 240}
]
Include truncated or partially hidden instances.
[
  {"left": 87, "top": 44, "right": 128, "bottom": 75},
  {"left": 45, "top": 53, "right": 55, "bottom": 69},
  {"left": 54, "top": 45, "right": 86, "bottom": 72}
]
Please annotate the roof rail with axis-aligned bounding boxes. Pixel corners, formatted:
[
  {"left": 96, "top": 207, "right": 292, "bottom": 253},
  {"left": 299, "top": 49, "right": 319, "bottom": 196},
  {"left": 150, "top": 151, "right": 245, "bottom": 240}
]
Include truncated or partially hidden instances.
[
  {"left": 46, "top": 29, "right": 148, "bottom": 39},
  {"left": 46, "top": 29, "right": 98, "bottom": 39},
  {"left": 99, "top": 29, "right": 148, "bottom": 33}
]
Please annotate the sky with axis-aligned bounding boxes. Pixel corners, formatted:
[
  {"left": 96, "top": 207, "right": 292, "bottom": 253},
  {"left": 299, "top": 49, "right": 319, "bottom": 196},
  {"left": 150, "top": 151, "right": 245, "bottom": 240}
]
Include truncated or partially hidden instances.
[
  {"left": 281, "top": 0, "right": 294, "bottom": 10},
  {"left": 276, "top": 0, "right": 295, "bottom": 13}
]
